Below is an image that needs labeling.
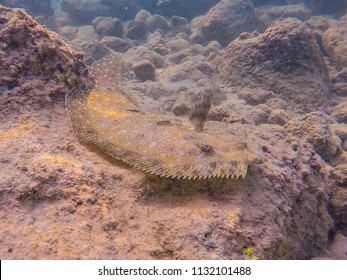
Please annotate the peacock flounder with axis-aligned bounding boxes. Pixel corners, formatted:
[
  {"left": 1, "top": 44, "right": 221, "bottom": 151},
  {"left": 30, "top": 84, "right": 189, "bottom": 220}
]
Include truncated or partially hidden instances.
[{"left": 66, "top": 54, "right": 253, "bottom": 179}]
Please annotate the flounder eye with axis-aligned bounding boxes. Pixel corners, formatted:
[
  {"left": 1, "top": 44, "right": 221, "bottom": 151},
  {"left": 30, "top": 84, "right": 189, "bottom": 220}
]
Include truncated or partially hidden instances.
[{"left": 200, "top": 144, "right": 213, "bottom": 154}]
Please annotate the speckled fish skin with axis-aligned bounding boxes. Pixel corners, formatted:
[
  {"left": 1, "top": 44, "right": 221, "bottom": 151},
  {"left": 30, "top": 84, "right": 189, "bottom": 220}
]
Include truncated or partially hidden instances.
[{"left": 66, "top": 54, "right": 251, "bottom": 179}]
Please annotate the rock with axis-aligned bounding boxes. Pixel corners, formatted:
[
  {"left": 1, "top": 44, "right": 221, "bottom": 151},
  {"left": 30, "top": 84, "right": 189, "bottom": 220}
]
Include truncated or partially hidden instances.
[
  {"left": 159, "top": 59, "right": 213, "bottom": 82},
  {"left": 330, "top": 164, "right": 347, "bottom": 235},
  {"left": 59, "top": 26, "right": 78, "bottom": 41},
  {"left": 331, "top": 68, "right": 347, "bottom": 84},
  {"left": 171, "top": 15, "right": 188, "bottom": 26},
  {"left": 305, "top": 16, "right": 338, "bottom": 48},
  {"left": 221, "top": 18, "right": 331, "bottom": 109},
  {"left": 0, "top": 6, "right": 89, "bottom": 112},
  {"left": 306, "top": 16, "right": 338, "bottom": 33},
  {"left": 156, "top": 0, "right": 220, "bottom": 20},
  {"left": 134, "top": 9, "right": 151, "bottom": 22},
  {"left": 331, "top": 164, "right": 347, "bottom": 186},
  {"left": 331, "top": 123, "right": 347, "bottom": 145},
  {"left": 100, "top": 36, "right": 130, "bottom": 53},
  {"left": 205, "top": 40, "right": 221, "bottom": 53},
  {"left": 285, "top": 112, "right": 340, "bottom": 161},
  {"left": 92, "top": 17, "right": 123, "bottom": 38},
  {"left": 146, "top": 15, "right": 170, "bottom": 32},
  {"left": 171, "top": 16, "right": 191, "bottom": 35},
  {"left": 267, "top": 109, "right": 290, "bottom": 126},
  {"left": 202, "top": 0, "right": 263, "bottom": 46},
  {"left": 332, "top": 83, "right": 347, "bottom": 97},
  {"left": 247, "top": 104, "right": 271, "bottom": 125},
  {"left": 71, "top": 39, "right": 110, "bottom": 61},
  {"left": 189, "top": 31, "right": 207, "bottom": 45},
  {"left": 132, "top": 60, "right": 156, "bottom": 81},
  {"left": 322, "top": 17, "right": 347, "bottom": 70},
  {"left": 167, "top": 38, "right": 190, "bottom": 52},
  {"left": 76, "top": 25, "right": 99, "bottom": 41},
  {"left": 167, "top": 51, "right": 190, "bottom": 64},
  {"left": 265, "top": 98, "right": 288, "bottom": 110},
  {"left": 190, "top": 15, "right": 205, "bottom": 29},
  {"left": 146, "top": 31, "right": 164, "bottom": 48},
  {"left": 152, "top": 44, "right": 170, "bottom": 56},
  {"left": 54, "top": 11, "right": 75, "bottom": 27},
  {"left": 331, "top": 101, "right": 347, "bottom": 123},
  {"left": 237, "top": 88, "right": 273, "bottom": 105},
  {"left": 123, "top": 46, "right": 166, "bottom": 69},
  {"left": 328, "top": 233, "right": 347, "bottom": 259},
  {"left": 257, "top": 4, "right": 311, "bottom": 22},
  {"left": 124, "top": 20, "right": 147, "bottom": 40},
  {"left": 191, "top": 44, "right": 207, "bottom": 56},
  {"left": 172, "top": 87, "right": 209, "bottom": 116}
]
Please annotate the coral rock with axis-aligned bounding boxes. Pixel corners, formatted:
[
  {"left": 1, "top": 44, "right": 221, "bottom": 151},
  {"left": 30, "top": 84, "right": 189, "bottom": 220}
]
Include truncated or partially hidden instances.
[
  {"left": 132, "top": 60, "right": 156, "bottom": 81},
  {"left": 322, "top": 17, "right": 347, "bottom": 70},
  {"left": 285, "top": 112, "right": 340, "bottom": 161},
  {"left": 100, "top": 36, "right": 130, "bottom": 53},
  {"left": 0, "top": 6, "right": 89, "bottom": 113},
  {"left": 92, "top": 16, "right": 123, "bottom": 38},
  {"left": 202, "top": 0, "right": 263, "bottom": 46},
  {"left": 331, "top": 101, "right": 347, "bottom": 123},
  {"left": 221, "top": 17, "right": 331, "bottom": 109},
  {"left": 145, "top": 14, "right": 170, "bottom": 32},
  {"left": 124, "top": 20, "right": 147, "bottom": 40}
]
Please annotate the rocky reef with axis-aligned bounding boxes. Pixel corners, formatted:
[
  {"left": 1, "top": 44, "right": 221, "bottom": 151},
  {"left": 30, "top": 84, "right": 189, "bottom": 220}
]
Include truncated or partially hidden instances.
[
  {"left": 0, "top": 6, "right": 89, "bottom": 114},
  {"left": 0, "top": 1, "right": 346, "bottom": 260}
]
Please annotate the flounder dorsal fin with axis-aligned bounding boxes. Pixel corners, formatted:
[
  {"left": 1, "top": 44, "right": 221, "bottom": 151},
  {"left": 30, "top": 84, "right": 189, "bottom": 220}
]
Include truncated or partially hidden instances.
[{"left": 189, "top": 78, "right": 216, "bottom": 131}]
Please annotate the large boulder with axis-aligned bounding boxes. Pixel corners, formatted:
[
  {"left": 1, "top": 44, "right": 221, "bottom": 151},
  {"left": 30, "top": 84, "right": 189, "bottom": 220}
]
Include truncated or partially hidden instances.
[
  {"left": 285, "top": 112, "right": 341, "bottom": 162},
  {"left": 0, "top": 6, "right": 89, "bottom": 113},
  {"left": 202, "top": 0, "right": 264, "bottom": 46},
  {"left": 322, "top": 16, "right": 347, "bottom": 71},
  {"left": 220, "top": 17, "right": 331, "bottom": 109},
  {"left": 92, "top": 16, "right": 123, "bottom": 38}
]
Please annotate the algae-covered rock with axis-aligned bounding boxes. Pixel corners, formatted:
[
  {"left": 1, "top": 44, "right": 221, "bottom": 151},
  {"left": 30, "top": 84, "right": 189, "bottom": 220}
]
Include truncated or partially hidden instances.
[
  {"left": 145, "top": 14, "right": 170, "bottom": 32},
  {"left": 0, "top": 6, "right": 89, "bottom": 113},
  {"left": 124, "top": 20, "right": 147, "bottom": 40},
  {"left": 322, "top": 17, "right": 347, "bottom": 70},
  {"left": 202, "top": 0, "right": 263, "bottom": 46},
  {"left": 221, "top": 18, "right": 331, "bottom": 109},
  {"left": 100, "top": 36, "right": 130, "bottom": 53},
  {"left": 285, "top": 112, "right": 341, "bottom": 161},
  {"left": 92, "top": 16, "right": 123, "bottom": 38},
  {"left": 331, "top": 101, "right": 347, "bottom": 123}
]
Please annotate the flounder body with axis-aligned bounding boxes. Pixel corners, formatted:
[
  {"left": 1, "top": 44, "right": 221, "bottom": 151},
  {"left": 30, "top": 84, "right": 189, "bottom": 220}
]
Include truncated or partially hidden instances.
[{"left": 66, "top": 54, "right": 252, "bottom": 179}]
